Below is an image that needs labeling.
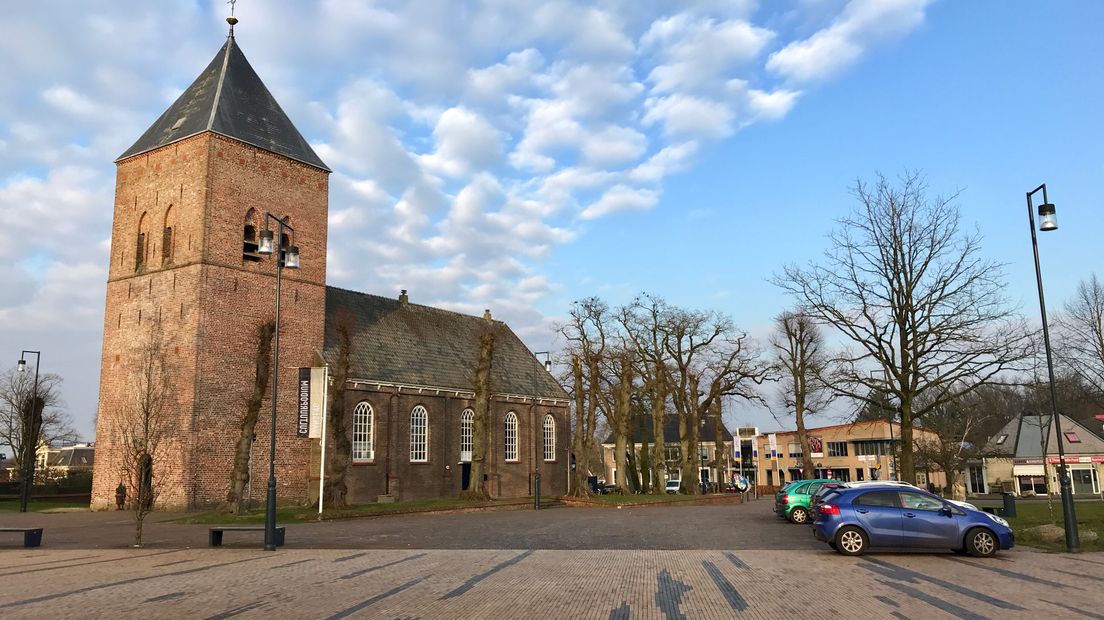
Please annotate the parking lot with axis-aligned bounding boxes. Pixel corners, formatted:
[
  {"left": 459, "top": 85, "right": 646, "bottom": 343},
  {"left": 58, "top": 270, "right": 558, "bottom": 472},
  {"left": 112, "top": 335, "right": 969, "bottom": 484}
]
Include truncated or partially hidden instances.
[{"left": 0, "top": 499, "right": 1101, "bottom": 618}]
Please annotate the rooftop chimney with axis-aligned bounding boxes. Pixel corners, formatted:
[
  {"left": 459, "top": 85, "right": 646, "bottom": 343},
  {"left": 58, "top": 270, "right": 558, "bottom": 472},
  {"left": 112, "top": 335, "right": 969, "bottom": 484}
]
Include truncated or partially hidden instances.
[
  {"left": 483, "top": 308, "right": 492, "bottom": 321},
  {"left": 399, "top": 289, "right": 408, "bottom": 305}
]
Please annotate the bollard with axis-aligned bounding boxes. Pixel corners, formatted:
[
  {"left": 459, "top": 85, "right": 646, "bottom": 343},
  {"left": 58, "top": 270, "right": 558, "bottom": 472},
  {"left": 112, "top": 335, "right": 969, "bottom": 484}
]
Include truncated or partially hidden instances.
[{"left": 534, "top": 472, "right": 541, "bottom": 510}]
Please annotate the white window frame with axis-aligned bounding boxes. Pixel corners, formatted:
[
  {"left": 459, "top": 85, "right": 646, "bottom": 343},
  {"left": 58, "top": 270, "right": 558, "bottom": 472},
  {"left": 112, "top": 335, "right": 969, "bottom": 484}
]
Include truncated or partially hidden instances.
[
  {"left": 460, "top": 409, "right": 474, "bottom": 463},
  {"left": 543, "top": 414, "right": 556, "bottom": 462},
  {"left": 504, "top": 411, "right": 519, "bottom": 462},
  {"left": 410, "top": 405, "right": 428, "bottom": 462},
  {"left": 352, "top": 401, "right": 374, "bottom": 462}
]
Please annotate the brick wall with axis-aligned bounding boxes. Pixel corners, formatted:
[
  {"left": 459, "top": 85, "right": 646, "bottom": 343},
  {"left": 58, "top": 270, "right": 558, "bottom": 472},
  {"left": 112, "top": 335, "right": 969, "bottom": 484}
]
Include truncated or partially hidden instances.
[
  {"left": 92, "top": 133, "right": 329, "bottom": 510},
  {"left": 335, "top": 387, "right": 569, "bottom": 503}
]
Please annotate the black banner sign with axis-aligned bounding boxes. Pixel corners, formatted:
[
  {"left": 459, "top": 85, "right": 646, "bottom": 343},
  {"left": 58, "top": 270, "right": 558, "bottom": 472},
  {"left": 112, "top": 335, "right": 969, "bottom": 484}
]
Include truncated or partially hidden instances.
[{"left": 297, "top": 367, "right": 311, "bottom": 438}]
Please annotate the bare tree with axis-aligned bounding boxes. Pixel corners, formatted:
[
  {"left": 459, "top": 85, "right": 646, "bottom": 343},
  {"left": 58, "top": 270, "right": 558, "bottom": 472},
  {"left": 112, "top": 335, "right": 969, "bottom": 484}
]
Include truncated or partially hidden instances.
[
  {"left": 460, "top": 319, "right": 494, "bottom": 501},
  {"left": 323, "top": 323, "right": 353, "bottom": 508},
  {"left": 0, "top": 368, "right": 76, "bottom": 479},
  {"left": 1056, "top": 274, "right": 1104, "bottom": 403},
  {"left": 622, "top": 295, "right": 767, "bottom": 494},
  {"left": 775, "top": 172, "right": 1031, "bottom": 483},
  {"left": 770, "top": 311, "right": 832, "bottom": 478},
  {"left": 559, "top": 298, "right": 611, "bottom": 497},
  {"left": 117, "top": 326, "right": 175, "bottom": 547},
  {"left": 226, "top": 321, "right": 275, "bottom": 514},
  {"left": 913, "top": 396, "right": 997, "bottom": 500}
]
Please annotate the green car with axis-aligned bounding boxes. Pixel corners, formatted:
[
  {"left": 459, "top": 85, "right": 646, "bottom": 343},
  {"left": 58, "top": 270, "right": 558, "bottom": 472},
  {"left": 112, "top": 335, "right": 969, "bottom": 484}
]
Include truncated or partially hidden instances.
[{"left": 774, "top": 479, "right": 836, "bottom": 524}]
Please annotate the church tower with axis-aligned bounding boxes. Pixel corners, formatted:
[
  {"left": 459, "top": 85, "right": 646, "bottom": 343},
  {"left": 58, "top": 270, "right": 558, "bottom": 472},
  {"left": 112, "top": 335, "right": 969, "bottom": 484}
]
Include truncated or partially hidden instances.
[{"left": 91, "top": 19, "right": 330, "bottom": 509}]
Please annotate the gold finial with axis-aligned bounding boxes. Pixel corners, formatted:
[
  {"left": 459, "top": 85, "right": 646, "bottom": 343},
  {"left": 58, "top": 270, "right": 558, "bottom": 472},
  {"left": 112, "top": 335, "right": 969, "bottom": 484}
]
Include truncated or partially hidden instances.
[{"left": 227, "top": 0, "right": 238, "bottom": 36}]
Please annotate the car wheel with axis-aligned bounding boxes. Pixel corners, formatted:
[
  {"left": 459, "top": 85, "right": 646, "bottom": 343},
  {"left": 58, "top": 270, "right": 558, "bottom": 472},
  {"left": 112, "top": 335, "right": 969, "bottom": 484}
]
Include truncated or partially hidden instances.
[
  {"left": 835, "top": 526, "right": 867, "bottom": 556},
  {"left": 965, "top": 527, "right": 998, "bottom": 558},
  {"left": 828, "top": 542, "right": 838, "bottom": 551},
  {"left": 789, "top": 507, "right": 809, "bottom": 524}
]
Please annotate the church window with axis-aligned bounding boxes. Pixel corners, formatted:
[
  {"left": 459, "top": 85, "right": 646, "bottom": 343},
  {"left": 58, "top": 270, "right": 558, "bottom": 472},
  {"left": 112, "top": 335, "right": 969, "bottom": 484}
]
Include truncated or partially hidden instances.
[
  {"left": 543, "top": 415, "right": 556, "bottom": 461},
  {"left": 410, "top": 406, "right": 428, "bottom": 462},
  {"left": 243, "top": 208, "right": 260, "bottom": 261},
  {"left": 136, "top": 212, "right": 149, "bottom": 271},
  {"left": 162, "top": 205, "right": 176, "bottom": 265},
  {"left": 504, "top": 412, "right": 518, "bottom": 462},
  {"left": 460, "top": 409, "right": 473, "bottom": 462},
  {"left": 352, "top": 402, "right": 374, "bottom": 461}
]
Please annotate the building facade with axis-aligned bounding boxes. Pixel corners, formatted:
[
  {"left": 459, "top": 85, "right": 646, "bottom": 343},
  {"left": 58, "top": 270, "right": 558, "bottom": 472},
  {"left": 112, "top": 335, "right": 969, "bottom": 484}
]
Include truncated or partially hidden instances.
[
  {"left": 755, "top": 421, "right": 947, "bottom": 491},
  {"left": 974, "top": 413, "right": 1103, "bottom": 497},
  {"left": 91, "top": 23, "right": 566, "bottom": 509},
  {"left": 599, "top": 416, "right": 735, "bottom": 491}
]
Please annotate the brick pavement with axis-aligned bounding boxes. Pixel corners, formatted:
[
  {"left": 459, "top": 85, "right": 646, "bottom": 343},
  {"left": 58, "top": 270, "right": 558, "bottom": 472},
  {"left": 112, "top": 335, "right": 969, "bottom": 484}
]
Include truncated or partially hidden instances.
[{"left": 0, "top": 500, "right": 1101, "bottom": 618}]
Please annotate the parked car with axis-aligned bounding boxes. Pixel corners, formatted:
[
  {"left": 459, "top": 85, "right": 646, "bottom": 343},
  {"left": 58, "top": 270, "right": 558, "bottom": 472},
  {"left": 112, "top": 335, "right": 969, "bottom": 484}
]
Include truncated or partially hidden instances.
[
  {"left": 837, "top": 480, "right": 979, "bottom": 511},
  {"left": 811, "top": 486, "right": 1014, "bottom": 557},
  {"left": 807, "top": 482, "right": 845, "bottom": 517},
  {"left": 665, "top": 479, "right": 681, "bottom": 494},
  {"left": 774, "top": 479, "right": 837, "bottom": 524}
]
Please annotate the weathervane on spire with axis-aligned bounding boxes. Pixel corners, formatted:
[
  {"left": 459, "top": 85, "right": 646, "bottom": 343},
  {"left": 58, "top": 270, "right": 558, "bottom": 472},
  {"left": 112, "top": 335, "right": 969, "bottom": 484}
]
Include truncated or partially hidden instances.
[{"left": 227, "top": 0, "right": 239, "bottom": 36}]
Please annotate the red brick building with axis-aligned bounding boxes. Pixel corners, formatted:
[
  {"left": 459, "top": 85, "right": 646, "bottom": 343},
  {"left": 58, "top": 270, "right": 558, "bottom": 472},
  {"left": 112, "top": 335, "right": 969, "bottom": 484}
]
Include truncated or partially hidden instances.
[{"left": 91, "top": 25, "right": 566, "bottom": 510}]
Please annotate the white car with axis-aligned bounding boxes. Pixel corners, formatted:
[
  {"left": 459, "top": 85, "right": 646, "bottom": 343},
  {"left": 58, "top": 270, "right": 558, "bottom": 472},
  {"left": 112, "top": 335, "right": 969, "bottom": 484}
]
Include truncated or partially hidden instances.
[{"left": 665, "top": 479, "right": 681, "bottom": 494}]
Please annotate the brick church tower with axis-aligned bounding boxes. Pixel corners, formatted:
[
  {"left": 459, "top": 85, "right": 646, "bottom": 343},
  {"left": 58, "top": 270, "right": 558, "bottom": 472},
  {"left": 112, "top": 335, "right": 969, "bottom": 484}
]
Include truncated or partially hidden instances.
[{"left": 91, "top": 20, "right": 330, "bottom": 509}]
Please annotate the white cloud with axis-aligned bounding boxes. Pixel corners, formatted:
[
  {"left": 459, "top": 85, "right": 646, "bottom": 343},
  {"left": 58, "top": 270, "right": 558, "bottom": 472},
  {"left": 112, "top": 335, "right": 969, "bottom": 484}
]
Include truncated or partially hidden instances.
[
  {"left": 581, "top": 185, "right": 660, "bottom": 219},
  {"left": 0, "top": 0, "right": 933, "bottom": 438},
  {"left": 767, "top": 0, "right": 931, "bottom": 83}
]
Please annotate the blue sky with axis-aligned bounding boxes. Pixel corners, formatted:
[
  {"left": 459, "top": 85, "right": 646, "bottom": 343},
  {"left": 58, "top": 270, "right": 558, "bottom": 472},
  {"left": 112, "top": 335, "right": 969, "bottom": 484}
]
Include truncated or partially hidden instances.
[{"left": 1, "top": 1, "right": 1101, "bottom": 440}]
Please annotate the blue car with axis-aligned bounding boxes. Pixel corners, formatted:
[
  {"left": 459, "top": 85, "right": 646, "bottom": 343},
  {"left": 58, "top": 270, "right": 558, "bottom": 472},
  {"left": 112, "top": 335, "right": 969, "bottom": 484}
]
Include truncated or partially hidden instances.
[{"left": 812, "top": 486, "right": 1014, "bottom": 557}]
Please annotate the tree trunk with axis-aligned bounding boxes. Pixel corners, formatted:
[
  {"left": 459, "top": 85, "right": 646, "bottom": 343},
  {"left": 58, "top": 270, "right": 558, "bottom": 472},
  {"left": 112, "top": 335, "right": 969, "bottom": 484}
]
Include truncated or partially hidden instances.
[
  {"left": 585, "top": 356, "right": 600, "bottom": 484},
  {"left": 638, "top": 415, "right": 650, "bottom": 493},
  {"left": 795, "top": 389, "right": 815, "bottom": 480},
  {"left": 898, "top": 394, "right": 915, "bottom": 483},
  {"left": 650, "top": 369, "right": 667, "bottom": 493},
  {"left": 710, "top": 400, "right": 728, "bottom": 485},
  {"left": 569, "top": 355, "right": 590, "bottom": 497},
  {"left": 324, "top": 325, "right": 353, "bottom": 508},
  {"left": 226, "top": 321, "right": 274, "bottom": 514},
  {"left": 460, "top": 326, "right": 494, "bottom": 500},
  {"left": 612, "top": 357, "right": 632, "bottom": 492}
]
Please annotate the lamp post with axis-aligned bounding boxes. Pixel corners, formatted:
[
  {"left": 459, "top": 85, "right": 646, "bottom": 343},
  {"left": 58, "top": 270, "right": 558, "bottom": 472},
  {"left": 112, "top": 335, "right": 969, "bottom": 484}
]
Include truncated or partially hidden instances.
[
  {"left": 256, "top": 213, "right": 299, "bottom": 551},
  {"left": 1026, "top": 183, "right": 1080, "bottom": 553},
  {"left": 16, "top": 351, "right": 41, "bottom": 513},
  {"left": 532, "top": 351, "right": 553, "bottom": 373}
]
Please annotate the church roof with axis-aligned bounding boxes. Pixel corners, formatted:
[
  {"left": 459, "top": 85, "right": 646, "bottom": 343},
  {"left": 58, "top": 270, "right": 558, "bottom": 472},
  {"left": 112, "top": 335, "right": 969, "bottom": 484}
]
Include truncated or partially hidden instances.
[
  {"left": 324, "top": 287, "right": 567, "bottom": 401},
  {"left": 117, "top": 33, "right": 329, "bottom": 171}
]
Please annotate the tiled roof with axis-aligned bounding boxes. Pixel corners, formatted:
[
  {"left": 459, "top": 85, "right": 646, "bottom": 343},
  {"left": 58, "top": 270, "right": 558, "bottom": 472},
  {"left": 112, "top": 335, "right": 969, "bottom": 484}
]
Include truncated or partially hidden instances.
[
  {"left": 985, "top": 413, "right": 1104, "bottom": 457},
  {"left": 117, "top": 34, "right": 329, "bottom": 171},
  {"left": 324, "top": 287, "right": 566, "bottom": 400},
  {"left": 602, "top": 415, "right": 734, "bottom": 445}
]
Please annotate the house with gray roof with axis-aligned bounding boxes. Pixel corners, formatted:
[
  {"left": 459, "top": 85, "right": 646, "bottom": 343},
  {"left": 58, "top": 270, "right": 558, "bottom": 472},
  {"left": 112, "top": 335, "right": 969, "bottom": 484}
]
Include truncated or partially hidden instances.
[{"left": 971, "top": 413, "right": 1104, "bottom": 497}]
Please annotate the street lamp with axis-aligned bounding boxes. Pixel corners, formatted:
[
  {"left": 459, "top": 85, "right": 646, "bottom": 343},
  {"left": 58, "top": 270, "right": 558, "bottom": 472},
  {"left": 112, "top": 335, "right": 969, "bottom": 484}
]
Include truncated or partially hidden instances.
[
  {"left": 532, "top": 351, "right": 553, "bottom": 372},
  {"left": 1026, "top": 183, "right": 1079, "bottom": 553},
  {"left": 16, "top": 350, "right": 41, "bottom": 513},
  {"left": 256, "top": 213, "right": 299, "bottom": 551}
]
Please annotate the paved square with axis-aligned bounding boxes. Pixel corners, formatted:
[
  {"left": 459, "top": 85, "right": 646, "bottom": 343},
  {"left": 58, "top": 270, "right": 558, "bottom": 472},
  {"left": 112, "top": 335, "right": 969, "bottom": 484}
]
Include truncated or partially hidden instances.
[{"left": 0, "top": 499, "right": 1100, "bottom": 619}]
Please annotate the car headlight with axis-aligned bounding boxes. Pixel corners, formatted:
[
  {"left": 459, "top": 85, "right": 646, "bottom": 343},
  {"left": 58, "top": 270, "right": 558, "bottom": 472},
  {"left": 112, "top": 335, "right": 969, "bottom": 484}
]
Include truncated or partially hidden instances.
[{"left": 985, "top": 512, "right": 1009, "bottom": 528}]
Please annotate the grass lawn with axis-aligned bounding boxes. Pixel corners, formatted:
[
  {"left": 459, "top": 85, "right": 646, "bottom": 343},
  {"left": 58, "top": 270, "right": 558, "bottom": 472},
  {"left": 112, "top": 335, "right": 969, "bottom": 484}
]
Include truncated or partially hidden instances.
[
  {"left": 1005, "top": 501, "right": 1104, "bottom": 552},
  {"left": 571, "top": 493, "right": 737, "bottom": 506},
  {"left": 0, "top": 499, "right": 89, "bottom": 512},
  {"left": 176, "top": 496, "right": 528, "bottom": 524}
]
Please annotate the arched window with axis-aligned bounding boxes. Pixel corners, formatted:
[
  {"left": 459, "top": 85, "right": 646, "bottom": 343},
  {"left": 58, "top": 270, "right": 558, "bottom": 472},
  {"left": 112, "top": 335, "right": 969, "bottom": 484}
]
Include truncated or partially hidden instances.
[
  {"left": 460, "top": 409, "right": 474, "bottom": 462},
  {"left": 243, "top": 208, "right": 260, "bottom": 261},
  {"left": 135, "top": 212, "right": 149, "bottom": 270},
  {"left": 410, "top": 405, "right": 428, "bottom": 462},
  {"left": 352, "top": 401, "right": 374, "bottom": 461},
  {"left": 504, "top": 412, "right": 518, "bottom": 462},
  {"left": 543, "top": 414, "right": 556, "bottom": 462},
  {"left": 161, "top": 205, "right": 176, "bottom": 265}
]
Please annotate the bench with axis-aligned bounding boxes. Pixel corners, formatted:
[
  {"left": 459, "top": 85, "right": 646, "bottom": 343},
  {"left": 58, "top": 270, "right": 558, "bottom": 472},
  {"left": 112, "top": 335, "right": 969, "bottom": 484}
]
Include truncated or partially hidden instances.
[
  {"left": 0, "top": 527, "right": 43, "bottom": 548},
  {"left": 208, "top": 526, "right": 285, "bottom": 547}
]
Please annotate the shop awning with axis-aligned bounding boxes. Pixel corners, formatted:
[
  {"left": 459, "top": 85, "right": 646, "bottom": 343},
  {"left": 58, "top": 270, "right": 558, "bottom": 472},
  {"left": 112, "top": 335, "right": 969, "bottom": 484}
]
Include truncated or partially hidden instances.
[{"left": 1013, "top": 465, "right": 1045, "bottom": 476}]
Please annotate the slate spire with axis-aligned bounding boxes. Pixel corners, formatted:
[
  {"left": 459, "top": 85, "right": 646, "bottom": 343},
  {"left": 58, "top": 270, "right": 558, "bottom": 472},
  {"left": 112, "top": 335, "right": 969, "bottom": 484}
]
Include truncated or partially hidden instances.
[{"left": 117, "top": 18, "right": 329, "bottom": 171}]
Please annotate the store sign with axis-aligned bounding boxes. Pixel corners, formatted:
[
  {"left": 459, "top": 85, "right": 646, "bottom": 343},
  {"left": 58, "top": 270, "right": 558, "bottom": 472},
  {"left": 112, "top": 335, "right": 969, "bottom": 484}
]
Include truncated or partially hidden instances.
[
  {"left": 1046, "top": 456, "right": 1099, "bottom": 464},
  {"left": 809, "top": 436, "right": 824, "bottom": 458},
  {"left": 1013, "top": 458, "right": 1044, "bottom": 465},
  {"left": 297, "top": 368, "right": 312, "bottom": 438}
]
